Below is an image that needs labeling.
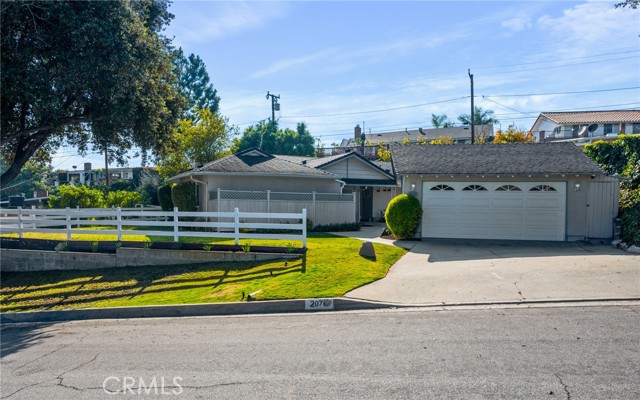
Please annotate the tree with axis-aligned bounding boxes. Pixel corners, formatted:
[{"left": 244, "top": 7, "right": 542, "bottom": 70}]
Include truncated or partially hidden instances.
[
  {"left": 431, "top": 114, "right": 454, "bottom": 128},
  {"left": 0, "top": 159, "right": 51, "bottom": 199},
  {"left": 157, "top": 107, "right": 235, "bottom": 179},
  {"left": 493, "top": 126, "right": 534, "bottom": 143},
  {"left": 377, "top": 143, "right": 391, "bottom": 161},
  {"left": 174, "top": 48, "right": 220, "bottom": 119},
  {"left": 1, "top": 0, "right": 185, "bottom": 186},
  {"left": 429, "top": 136, "right": 455, "bottom": 144},
  {"left": 457, "top": 106, "right": 499, "bottom": 126},
  {"left": 233, "top": 120, "right": 316, "bottom": 156},
  {"left": 615, "top": 0, "right": 639, "bottom": 8}
]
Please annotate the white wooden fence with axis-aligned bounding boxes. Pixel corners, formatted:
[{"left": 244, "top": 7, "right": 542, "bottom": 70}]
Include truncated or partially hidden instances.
[{"left": 0, "top": 207, "right": 307, "bottom": 247}]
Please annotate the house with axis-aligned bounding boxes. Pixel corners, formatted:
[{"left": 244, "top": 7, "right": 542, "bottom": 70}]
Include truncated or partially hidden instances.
[
  {"left": 391, "top": 143, "right": 619, "bottom": 241},
  {"left": 166, "top": 148, "right": 397, "bottom": 224},
  {"left": 530, "top": 110, "right": 640, "bottom": 143},
  {"left": 51, "top": 163, "right": 152, "bottom": 187},
  {"left": 336, "top": 124, "right": 494, "bottom": 158}
]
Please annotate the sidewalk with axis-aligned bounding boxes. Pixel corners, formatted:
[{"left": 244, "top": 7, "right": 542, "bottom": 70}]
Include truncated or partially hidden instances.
[{"left": 338, "top": 228, "right": 640, "bottom": 305}]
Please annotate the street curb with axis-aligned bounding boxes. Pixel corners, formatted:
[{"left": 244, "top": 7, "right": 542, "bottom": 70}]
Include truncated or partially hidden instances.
[{"left": 1, "top": 297, "right": 639, "bottom": 324}]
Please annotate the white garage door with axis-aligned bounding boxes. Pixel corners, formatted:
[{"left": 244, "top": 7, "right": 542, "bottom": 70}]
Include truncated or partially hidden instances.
[{"left": 421, "top": 182, "right": 566, "bottom": 241}]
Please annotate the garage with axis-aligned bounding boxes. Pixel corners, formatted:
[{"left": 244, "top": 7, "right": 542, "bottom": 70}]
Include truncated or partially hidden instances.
[{"left": 421, "top": 181, "right": 566, "bottom": 241}]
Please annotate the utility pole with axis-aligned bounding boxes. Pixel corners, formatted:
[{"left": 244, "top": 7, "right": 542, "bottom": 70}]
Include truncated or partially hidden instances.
[
  {"left": 266, "top": 92, "right": 280, "bottom": 122},
  {"left": 468, "top": 69, "right": 475, "bottom": 144}
]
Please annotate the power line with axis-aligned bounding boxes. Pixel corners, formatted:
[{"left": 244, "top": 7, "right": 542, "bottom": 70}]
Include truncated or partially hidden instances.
[
  {"left": 472, "top": 49, "right": 640, "bottom": 70},
  {"left": 482, "top": 55, "right": 639, "bottom": 76},
  {"left": 481, "top": 97, "right": 539, "bottom": 118},
  {"left": 281, "top": 96, "right": 469, "bottom": 118},
  {"left": 483, "top": 86, "right": 640, "bottom": 98}
]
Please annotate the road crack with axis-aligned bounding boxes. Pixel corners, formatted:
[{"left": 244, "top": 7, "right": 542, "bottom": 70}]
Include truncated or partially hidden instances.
[
  {"left": 554, "top": 373, "right": 572, "bottom": 400},
  {"left": 513, "top": 281, "right": 526, "bottom": 301},
  {"left": 55, "top": 352, "right": 100, "bottom": 392}
]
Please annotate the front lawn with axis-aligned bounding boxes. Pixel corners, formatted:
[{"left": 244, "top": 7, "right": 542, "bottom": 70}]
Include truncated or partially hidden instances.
[{"left": 0, "top": 233, "right": 406, "bottom": 312}]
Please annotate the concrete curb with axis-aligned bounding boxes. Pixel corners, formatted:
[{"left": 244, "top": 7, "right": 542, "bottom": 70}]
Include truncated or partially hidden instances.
[{"left": 1, "top": 297, "right": 639, "bottom": 324}]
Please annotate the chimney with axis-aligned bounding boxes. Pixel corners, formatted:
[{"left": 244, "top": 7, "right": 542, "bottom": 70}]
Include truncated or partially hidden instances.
[
  {"left": 84, "top": 162, "right": 92, "bottom": 171},
  {"left": 354, "top": 124, "right": 362, "bottom": 140}
]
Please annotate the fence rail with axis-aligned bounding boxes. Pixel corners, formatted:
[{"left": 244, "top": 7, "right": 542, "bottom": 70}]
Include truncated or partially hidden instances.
[{"left": 0, "top": 207, "right": 307, "bottom": 247}]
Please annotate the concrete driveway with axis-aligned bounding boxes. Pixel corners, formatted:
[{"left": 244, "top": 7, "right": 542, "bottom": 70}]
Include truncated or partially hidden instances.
[{"left": 344, "top": 231, "right": 640, "bottom": 305}]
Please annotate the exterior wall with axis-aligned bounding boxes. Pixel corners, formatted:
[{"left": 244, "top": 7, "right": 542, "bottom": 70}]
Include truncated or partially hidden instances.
[
  {"left": 322, "top": 157, "right": 392, "bottom": 180},
  {"left": 400, "top": 174, "right": 619, "bottom": 241},
  {"left": 205, "top": 175, "right": 340, "bottom": 193},
  {"left": 534, "top": 118, "right": 640, "bottom": 142},
  {"left": 372, "top": 187, "right": 398, "bottom": 221}
]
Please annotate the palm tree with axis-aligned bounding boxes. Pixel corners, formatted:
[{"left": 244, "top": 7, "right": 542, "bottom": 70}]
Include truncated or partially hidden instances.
[
  {"left": 457, "top": 106, "right": 499, "bottom": 126},
  {"left": 431, "top": 113, "right": 454, "bottom": 128}
]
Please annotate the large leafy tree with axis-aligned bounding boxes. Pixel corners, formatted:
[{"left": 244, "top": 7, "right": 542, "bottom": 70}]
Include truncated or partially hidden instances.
[
  {"left": 493, "top": 125, "right": 534, "bottom": 143},
  {"left": 157, "top": 107, "right": 236, "bottom": 179},
  {"left": 615, "top": 0, "right": 639, "bottom": 8},
  {"left": 1, "top": 0, "right": 185, "bottom": 186},
  {"left": 174, "top": 48, "right": 220, "bottom": 119},
  {"left": 233, "top": 121, "right": 316, "bottom": 156},
  {"left": 457, "top": 106, "right": 499, "bottom": 126}
]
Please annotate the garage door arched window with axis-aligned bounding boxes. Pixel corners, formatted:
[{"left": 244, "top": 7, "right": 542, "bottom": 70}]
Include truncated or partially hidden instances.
[
  {"left": 496, "top": 184, "right": 522, "bottom": 192},
  {"left": 530, "top": 184, "right": 557, "bottom": 192},
  {"left": 430, "top": 184, "right": 455, "bottom": 191},
  {"left": 462, "top": 184, "right": 488, "bottom": 191}
]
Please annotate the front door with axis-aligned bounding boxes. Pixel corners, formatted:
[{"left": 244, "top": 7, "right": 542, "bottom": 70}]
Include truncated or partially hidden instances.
[{"left": 361, "top": 187, "right": 373, "bottom": 221}]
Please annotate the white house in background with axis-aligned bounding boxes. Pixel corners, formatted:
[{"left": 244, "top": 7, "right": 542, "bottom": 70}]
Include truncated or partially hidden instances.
[{"left": 530, "top": 110, "right": 640, "bottom": 143}]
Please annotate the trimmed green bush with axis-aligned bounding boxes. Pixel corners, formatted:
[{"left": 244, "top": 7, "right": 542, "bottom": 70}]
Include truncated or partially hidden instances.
[
  {"left": 622, "top": 202, "right": 640, "bottom": 245},
  {"left": 311, "top": 222, "right": 361, "bottom": 232},
  {"left": 157, "top": 184, "right": 174, "bottom": 211},
  {"left": 171, "top": 181, "right": 197, "bottom": 212},
  {"left": 106, "top": 190, "right": 143, "bottom": 208},
  {"left": 385, "top": 194, "right": 422, "bottom": 239},
  {"left": 48, "top": 185, "right": 105, "bottom": 208}
]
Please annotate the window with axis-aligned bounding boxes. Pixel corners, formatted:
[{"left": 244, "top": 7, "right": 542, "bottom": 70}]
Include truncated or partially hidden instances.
[
  {"left": 462, "top": 184, "right": 488, "bottom": 191},
  {"left": 496, "top": 184, "right": 522, "bottom": 192},
  {"left": 530, "top": 185, "right": 557, "bottom": 192},
  {"left": 604, "top": 124, "right": 613, "bottom": 135},
  {"left": 633, "top": 123, "right": 640, "bottom": 134},
  {"left": 430, "top": 184, "right": 454, "bottom": 191},
  {"left": 571, "top": 125, "right": 579, "bottom": 138}
]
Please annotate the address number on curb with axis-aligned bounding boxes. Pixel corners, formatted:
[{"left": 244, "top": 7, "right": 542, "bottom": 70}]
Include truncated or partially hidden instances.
[{"left": 305, "top": 299, "right": 334, "bottom": 311}]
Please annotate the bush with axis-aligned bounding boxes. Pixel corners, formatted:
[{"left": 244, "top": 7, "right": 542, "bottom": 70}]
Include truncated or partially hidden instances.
[
  {"left": 311, "top": 222, "right": 361, "bottom": 232},
  {"left": 109, "top": 179, "right": 135, "bottom": 191},
  {"left": 171, "top": 181, "right": 197, "bottom": 211},
  {"left": 622, "top": 201, "right": 640, "bottom": 245},
  {"left": 157, "top": 184, "right": 174, "bottom": 211},
  {"left": 106, "top": 190, "right": 143, "bottom": 208},
  {"left": 48, "top": 185, "right": 105, "bottom": 208},
  {"left": 385, "top": 194, "right": 422, "bottom": 239},
  {"left": 137, "top": 170, "right": 161, "bottom": 205}
]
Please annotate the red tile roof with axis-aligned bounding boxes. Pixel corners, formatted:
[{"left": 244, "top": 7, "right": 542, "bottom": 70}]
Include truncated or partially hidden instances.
[{"left": 541, "top": 110, "right": 640, "bottom": 124}]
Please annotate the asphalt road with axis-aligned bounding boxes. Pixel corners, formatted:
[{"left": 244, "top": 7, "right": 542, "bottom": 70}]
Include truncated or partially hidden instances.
[{"left": 1, "top": 305, "right": 639, "bottom": 399}]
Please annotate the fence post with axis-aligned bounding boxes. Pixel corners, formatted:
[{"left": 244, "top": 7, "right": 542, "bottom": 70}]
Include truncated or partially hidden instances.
[
  {"left": 76, "top": 205, "right": 80, "bottom": 228},
  {"left": 266, "top": 190, "right": 270, "bottom": 214},
  {"left": 234, "top": 207, "right": 240, "bottom": 246},
  {"left": 31, "top": 205, "right": 35, "bottom": 225},
  {"left": 312, "top": 191, "right": 316, "bottom": 226},
  {"left": 17, "top": 207, "right": 23, "bottom": 239},
  {"left": 352, "top": 192, "right": 357, "bottom": 223},
  {"left": 173, "top": 207, "right": 179, "bottom": 242},
  {"left": 302, "top": 208, "right": 307, "bottom": 248},
  {"left": 116, "top": 207, "right": 122, "bottom": 242},
  {"left": 217, "top": 188, "right": 221, "bottom": 232},
  {"left": 65, "top": 207, "right": 72, "bottom": 240}
]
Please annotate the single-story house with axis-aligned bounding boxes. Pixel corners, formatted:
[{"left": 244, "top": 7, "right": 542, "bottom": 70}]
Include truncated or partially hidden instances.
[
  {"left": 391, "top": 143, "right": 619, "bottom": 241},
  {"left": 167, "top": 148, "right": 397, "bottom": 223},
  {"left": 530, "top": 110, "right": 640, "bottom": 143}
]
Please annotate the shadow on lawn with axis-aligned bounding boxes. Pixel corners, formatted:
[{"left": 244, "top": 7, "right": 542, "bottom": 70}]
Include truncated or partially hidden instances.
[{"left": 1, "top": 257, "right": 306, "bottom": 312}]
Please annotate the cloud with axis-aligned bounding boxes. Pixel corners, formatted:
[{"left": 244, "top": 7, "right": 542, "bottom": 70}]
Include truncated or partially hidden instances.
[
  {"left": 168, "top": 2, "right": 291, "bottom": 45},
  {"left": 502, "top": 15, "right": 533, "bottom": 32}
]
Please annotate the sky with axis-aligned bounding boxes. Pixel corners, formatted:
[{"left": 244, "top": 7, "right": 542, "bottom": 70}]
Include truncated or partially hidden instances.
[{"left": 53, "top": 0, "right": 640, "bottom": 170}]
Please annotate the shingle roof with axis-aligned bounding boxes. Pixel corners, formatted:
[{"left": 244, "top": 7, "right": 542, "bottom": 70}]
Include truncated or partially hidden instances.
[
  {"left": 343, "top": 125, "right": 494, "bottom": 146},
  {"left": 390, "top": 143, "right": 605, "bottom": 176},
  {"left": 274, "top": 153, "right": 347, "bottom": 168},
  {"left": 168, "top": 150, "right": 336, "bottom": 181},
  {"left": 541, "top": 110, "right": 640, "bottom": 124}
]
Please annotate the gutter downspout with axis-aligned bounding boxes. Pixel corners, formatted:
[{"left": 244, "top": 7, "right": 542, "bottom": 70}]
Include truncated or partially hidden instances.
[
  {"left": 189, "top": 175, "right": 208, "bottom": 212},
  {"left": 336, "top": 179, "right": 346, "bottom": 194}
]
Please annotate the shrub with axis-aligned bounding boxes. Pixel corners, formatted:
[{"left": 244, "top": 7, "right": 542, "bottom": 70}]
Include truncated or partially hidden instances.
[
  {"left": 171, "top": 181, "right": 197, "bottom": 211},
  {"left": 385, "top": 194, "right": 422, "bottom": 239},
  {"left": 311, "top": 222, "right": 361, "bottom": 232},
  {"left": 106, "top": 190, "right": 143, "bottom": 208},
  {"left": 48, "top": 185, "right": 105, "bottom": 208},
  {"left": 137, "top": 170, "right": 161, "bottom": 205},
  {"left": 157, "top": 184, "right": 174, "bottom": 211},
  {"left": 622, "top": 201, "right": 640, "bottom": 245},
  {"left": 109, "top": 179, "right": 135, "bottom": 191}
]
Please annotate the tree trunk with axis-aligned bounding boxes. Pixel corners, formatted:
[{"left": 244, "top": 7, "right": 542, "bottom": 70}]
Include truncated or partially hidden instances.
[{"left": 0, "top": 133, "right": 49, "bottom": 187}]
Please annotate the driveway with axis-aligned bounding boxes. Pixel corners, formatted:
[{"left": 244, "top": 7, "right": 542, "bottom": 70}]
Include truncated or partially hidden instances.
[{"left": 344, "top": 233, "right": 640, "bottom": 305}]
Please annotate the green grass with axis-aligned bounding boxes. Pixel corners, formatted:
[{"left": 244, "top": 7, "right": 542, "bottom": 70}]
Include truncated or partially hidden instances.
[{"left": 0, "top": 233, "right": 406, "bottom": 313}]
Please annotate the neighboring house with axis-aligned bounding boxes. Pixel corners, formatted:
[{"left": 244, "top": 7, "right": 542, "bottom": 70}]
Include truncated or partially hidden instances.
[
  {"left": 391, "top": 143, "right": 619, "bottom": 241},
  {"left": 51, "top": 163, "right": 151, "bottom": 187},
  {"left": 337, "top": 124, "right": 494, "bottom": 158},
  {"left": 166, "top": 148, "right": 397, "bottom": 223},
  {"left": 530, "top": 110, "right": 640, "bottom": 143}
]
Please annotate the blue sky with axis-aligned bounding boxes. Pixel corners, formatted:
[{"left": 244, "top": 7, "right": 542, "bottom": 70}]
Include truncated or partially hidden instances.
[{"left": 54, "top": 0, "right": 639, "bottom": 170}]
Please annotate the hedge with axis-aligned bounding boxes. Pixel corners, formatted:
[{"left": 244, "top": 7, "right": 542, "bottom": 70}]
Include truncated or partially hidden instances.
[
  {"left": 171, "top": 182, "right": 197, "bottom": 212},
  {"left": 157, "top": 184, "right": 174, "bottom": 211},
  {"left": 384, "top": 194, "right": 422, "bottom": 240}
]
